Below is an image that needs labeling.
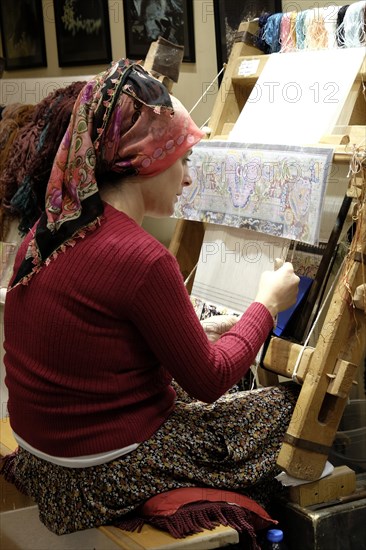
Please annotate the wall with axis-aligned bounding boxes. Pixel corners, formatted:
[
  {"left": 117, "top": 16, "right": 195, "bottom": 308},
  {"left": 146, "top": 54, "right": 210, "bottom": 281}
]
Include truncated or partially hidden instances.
[
  {"left": 0, "top": 0, "right": 219, "bottom": 129},
  {"left": 283, "top": 0, "right": 353, "bottom": 9}
]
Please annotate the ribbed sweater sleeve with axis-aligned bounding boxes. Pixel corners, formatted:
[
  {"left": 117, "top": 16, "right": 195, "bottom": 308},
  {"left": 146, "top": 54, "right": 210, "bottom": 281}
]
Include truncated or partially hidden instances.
[{"left": 128, "top": 252, "right": 273, "bottom": 402}]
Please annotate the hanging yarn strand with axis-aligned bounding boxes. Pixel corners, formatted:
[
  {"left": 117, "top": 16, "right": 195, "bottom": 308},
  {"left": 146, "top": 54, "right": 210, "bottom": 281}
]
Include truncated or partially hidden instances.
[
  {"left": 342, "top": 144, "right": 365, "bottom": 304},
  {"left": 323, "top": 5, "right": 341, "bottom": 49},
  {"left": 189, "top": 66, "right": 225, "bottom": 116},
  {"left": 337, "top": 1, "right": 366, "bottom": 48},
  {"left": 279, "top": 12, "right": 296, "bottom": 52},
  {"left": 304, "top": 7, "right": 329, "bottom": 50},
  {"left": 295, "top": 10, "right": 308, "bottom": 50},
  {"left": 262, "top": 2, "right": 366, "bottom": 52},
  {"left": 336, "top": 5, "right": 350, "bottom": 47},
  {"left": 262, "top": 12, "right": 283, "bottom": 53}
]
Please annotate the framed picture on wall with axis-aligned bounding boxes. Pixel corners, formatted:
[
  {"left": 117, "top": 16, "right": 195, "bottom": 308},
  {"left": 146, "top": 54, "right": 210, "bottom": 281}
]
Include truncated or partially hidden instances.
[
  {"left": 123, "top": 0, "right": 195, "bottom": 63},
  {"left": 54, "top": 0, "right": 112, "bottom": 67},
  {"left": 0, "top": 0, "right": 47, "bottom": 70},
  {"left": 213, "top": 0, "right": 282, "bottom": 72}
]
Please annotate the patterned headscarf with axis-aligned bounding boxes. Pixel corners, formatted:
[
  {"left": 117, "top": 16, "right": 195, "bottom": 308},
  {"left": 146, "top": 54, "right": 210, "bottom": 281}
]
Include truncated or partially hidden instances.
[{"left": 11, "top": 59, "right": 204, "bottom": 286}]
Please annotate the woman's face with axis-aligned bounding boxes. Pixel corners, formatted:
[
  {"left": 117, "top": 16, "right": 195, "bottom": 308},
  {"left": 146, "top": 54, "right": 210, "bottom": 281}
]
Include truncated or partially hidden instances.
[{"left": 141, "top": 150, "right": 192, "bottom": 218}]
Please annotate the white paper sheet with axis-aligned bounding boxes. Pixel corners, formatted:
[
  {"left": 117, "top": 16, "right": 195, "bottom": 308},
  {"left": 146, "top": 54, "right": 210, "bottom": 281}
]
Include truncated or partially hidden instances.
[
  {"left": 191, "top": 224, "right": 290, "bottom": 313},
  {"left": 229, "top": 48, "right": 365, "bottom": 146},
  {"left": 276, "top": 461, "right": 334, "bottom": 486}
]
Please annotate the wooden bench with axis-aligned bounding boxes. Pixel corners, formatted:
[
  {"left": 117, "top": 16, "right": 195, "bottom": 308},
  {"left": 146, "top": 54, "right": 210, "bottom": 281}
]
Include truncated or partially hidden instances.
[{"left": 0, "top": 416, "right": 239, "bottom": 548}]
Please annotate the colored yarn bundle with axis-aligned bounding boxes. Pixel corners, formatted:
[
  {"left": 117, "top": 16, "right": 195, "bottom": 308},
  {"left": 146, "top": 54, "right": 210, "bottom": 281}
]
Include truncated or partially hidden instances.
[
  {"left": 336, "top": 5, "right": 350, "bottom": 46},
  {"left": 254, "top": 12, "right": 272, "bottom": 53},
  {"left": 260, "top": 1, "right": 366, "bottom": 53},
  {"left": 0, "top": 104, "right": 35, "bottom": 173},
  {"left": 304, "top": 8, "right": 328, "bottom": 50},
  {"left": 338, "top": 0, "right": 366, "bottom": 47},
  {"left": 0, "top": 104, "right": 35, "bottom": 239},
  {"left": 323, "top": 6, "right": 341, "bottom": 49},
  {"left": 295, "top": 10, "right": 309, "bottom": 49},
  {"left": 262, "top": 12, "right": 283, "bottom": 53},
  {"left": 0, "top": 81, "right": 86, "bottom": 237},
  {"left": 279, "top": 12, "right": 297, "bottom": 52}
]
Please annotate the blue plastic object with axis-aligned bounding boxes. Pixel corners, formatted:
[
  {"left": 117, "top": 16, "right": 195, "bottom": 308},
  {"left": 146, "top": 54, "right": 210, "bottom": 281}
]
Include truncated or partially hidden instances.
[{"left": 267, "top": 529, "right": 284, "bottom": 543}]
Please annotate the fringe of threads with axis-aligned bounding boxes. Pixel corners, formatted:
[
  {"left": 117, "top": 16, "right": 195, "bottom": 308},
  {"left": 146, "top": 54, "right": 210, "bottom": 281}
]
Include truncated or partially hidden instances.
[{"left": 115, "top": 501, "right": 260, "bottom": 549}]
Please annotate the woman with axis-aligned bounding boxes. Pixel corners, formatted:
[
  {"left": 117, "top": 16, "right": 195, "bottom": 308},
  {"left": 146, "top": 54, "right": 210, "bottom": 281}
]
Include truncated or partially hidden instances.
[{"left": 3, "top": 59, "right": 299, "bottom": 535}]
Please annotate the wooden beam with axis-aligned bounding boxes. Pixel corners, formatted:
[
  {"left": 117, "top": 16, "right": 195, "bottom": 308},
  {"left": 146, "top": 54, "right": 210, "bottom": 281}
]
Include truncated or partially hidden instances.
[{"left": 277, "top": 204, "right": 366, "bottom": 480}]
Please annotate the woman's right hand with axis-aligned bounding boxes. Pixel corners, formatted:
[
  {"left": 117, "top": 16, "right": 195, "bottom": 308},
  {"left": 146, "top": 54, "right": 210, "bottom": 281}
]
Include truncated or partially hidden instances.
[{"left": 254, "top": 261, "right": 300, "bottom": 318}]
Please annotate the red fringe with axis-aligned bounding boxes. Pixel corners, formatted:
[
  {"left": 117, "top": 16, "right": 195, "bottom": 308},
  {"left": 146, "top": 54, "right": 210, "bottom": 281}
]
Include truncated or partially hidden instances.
[{"left": 115, "top": 501, "right": 261, "bottom": 549}]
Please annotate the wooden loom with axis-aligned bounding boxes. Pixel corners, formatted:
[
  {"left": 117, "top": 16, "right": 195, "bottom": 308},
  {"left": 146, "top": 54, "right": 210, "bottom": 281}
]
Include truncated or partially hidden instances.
[{"left": 169, "top": 20, "right": 366, "bottom": 482}]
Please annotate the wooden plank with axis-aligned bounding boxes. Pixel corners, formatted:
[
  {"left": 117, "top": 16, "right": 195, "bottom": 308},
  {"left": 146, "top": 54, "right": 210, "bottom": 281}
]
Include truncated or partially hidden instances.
[
  {"left": 99, "top": 524, "right": 239, "bottom": 550},
  {"left": 168, "top": 219, "right": 205, "bottom": 293},
  {"left": 0, "top": 476, "right": 35, "bottom": 512},
  {"left": 0, "top": 417, "right": 17, "bottom": 457},
  {"left": 288, "top": 466, "right": 356, "bottom": 507},
  {"left": 261, "top": 337, "right": 358, "bottom": 390},
  {"left": 262, "top": 337, "right": 313, "bottom": 383}
]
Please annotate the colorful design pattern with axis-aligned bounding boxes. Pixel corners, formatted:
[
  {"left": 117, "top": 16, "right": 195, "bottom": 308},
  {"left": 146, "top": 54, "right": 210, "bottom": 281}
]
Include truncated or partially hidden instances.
[{"left": 175, "top": 141, "right": 333, "bottom": 245}]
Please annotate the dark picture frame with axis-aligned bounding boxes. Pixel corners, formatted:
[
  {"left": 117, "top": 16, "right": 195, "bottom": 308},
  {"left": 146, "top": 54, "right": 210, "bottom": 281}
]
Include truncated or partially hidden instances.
[
  {"left": 123, "top": 0, "right": 195, "bottom": 63},
  {"left": 54, "top": 0, "right": 112, "bottom": 67},
  {"left": 0, "top": 0, "right": 47, "bottom": 70},
  {"left": 213, "top": 0, "right": 282, "bottom": 72}
]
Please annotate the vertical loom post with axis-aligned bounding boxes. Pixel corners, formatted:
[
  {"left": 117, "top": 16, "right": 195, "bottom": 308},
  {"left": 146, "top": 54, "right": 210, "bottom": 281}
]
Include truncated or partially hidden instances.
[{"left": 277, "top": 201, "right": 366, "bottom": 480}]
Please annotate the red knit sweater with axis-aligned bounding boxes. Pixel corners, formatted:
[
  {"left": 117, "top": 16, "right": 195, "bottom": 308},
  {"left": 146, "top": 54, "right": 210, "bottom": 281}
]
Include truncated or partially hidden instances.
[{"left": 4, "top": 203, "right": 273, "bottom": 456}]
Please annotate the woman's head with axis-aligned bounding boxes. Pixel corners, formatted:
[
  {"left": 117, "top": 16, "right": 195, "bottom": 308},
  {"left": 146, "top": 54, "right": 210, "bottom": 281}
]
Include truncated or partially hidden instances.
[
  {"left": 95, "top": 71, "right": 202, "bottom": 180},
  {"left": 45, "top": 59, "right": 204, "bottom": 233},
  {"left": 10, "top": 59, "right": 204, "bottom": 287}
]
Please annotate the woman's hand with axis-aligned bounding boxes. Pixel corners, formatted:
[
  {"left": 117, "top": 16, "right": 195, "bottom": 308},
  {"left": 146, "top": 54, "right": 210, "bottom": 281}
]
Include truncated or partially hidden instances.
[
  {"left": 201, "top": 314, "right": 240, "bottom": 343},
  {"left": 255, "top": 261, "right": 300, "bottom": 318}
]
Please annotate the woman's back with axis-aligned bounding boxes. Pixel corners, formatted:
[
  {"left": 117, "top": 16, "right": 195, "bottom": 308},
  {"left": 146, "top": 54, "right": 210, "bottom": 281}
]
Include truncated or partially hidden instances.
[{"left": 4, "top": 204, "right": 176, "bottom": 456}]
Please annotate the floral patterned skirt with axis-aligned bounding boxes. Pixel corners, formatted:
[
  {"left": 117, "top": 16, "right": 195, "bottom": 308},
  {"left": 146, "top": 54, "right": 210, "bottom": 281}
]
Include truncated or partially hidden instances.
[{"left": 5, "top": 383, "right": 299, "bottom": 535}]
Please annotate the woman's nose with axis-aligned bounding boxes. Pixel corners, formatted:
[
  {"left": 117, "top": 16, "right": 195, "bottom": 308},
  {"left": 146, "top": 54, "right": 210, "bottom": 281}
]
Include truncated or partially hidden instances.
[{"left": 182, "top": 167, "right": 192, "bottom": 187}]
